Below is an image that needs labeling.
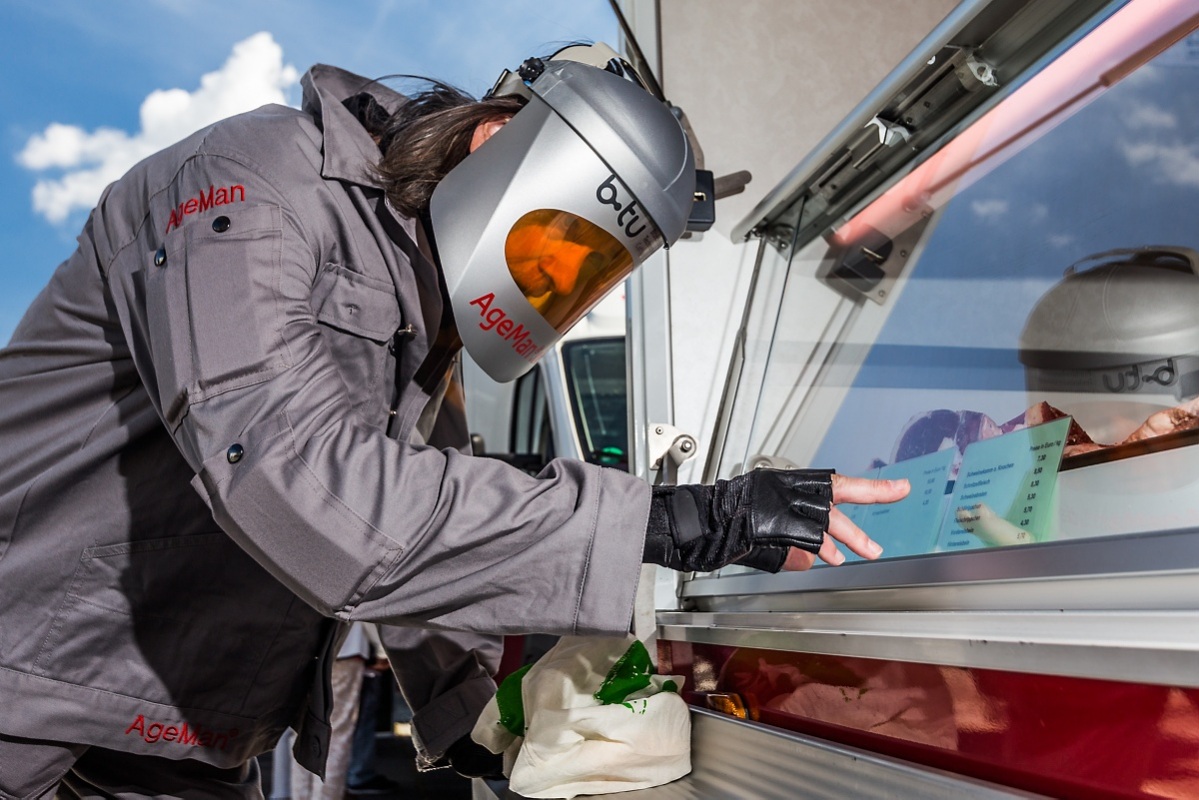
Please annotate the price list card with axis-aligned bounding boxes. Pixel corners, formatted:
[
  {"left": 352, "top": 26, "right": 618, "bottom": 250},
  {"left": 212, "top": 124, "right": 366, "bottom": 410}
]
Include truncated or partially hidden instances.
[
  {"left": 935, "top": 416, "right": 1070, "bottom": 552},
  {"left": 842, "top": 447, "right": 956, "bottom": 560}
]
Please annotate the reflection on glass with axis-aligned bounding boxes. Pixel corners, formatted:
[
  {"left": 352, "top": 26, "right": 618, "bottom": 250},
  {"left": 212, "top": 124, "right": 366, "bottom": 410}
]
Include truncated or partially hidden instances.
[
  {"left": 562, "top": 338, "right": 628, "bottom": 469},
  {"left": 505, "top": 209, "right": 634, "bottom": 334},
  {"left": 685, "top": 641, "right": 1199, "bottom": 797},
  {"left": 719, "top": 648, "right": 959, "bottom": 749},
  {"left": 744, "top": 5, "right": 1199, "bottom": 559}
]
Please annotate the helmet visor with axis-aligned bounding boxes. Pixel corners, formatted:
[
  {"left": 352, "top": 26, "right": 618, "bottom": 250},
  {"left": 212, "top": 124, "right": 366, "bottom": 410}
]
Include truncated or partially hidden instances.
[{"left": 505, "top": 208, "right": 635, "bottom": 333}]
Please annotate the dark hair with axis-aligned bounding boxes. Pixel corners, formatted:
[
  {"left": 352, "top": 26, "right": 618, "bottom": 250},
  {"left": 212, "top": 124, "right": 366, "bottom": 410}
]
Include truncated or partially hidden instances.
[{"left": 355, "top": 80, "right": 525, "bottom": 218}]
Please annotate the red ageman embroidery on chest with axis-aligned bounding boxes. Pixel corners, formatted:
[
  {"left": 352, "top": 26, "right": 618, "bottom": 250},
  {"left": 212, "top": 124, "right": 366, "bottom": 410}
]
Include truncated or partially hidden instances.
[{"left": 165, "top": 183, "right": 246, "bottom": 233}]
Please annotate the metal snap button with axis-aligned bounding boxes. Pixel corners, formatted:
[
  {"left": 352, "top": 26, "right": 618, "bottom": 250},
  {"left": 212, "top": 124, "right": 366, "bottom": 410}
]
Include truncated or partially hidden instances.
[
  {"left": 226, "top": 443, "right": 245, "bottom": 464},
  {"left": 212, "top": 216, "right": 231, "bottom": 233},
  {"left": 154, "top": 247, "right": 167, "bottom": 267}
]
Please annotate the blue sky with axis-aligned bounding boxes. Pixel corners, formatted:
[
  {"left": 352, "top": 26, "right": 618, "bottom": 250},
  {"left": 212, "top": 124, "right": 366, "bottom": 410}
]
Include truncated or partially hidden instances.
[{"left": 0, "top": 0, "right": 619, "bottom": 344}]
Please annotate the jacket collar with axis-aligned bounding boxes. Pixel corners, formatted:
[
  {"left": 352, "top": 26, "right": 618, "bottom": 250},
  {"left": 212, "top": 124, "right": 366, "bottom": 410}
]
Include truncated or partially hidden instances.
[{"left": 301, "top": 64, "right": 406, "bottom": 186}]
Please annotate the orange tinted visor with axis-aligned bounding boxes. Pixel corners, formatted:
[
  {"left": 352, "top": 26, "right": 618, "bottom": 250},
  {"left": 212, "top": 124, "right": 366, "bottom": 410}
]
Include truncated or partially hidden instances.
[{"left": 505, "top": 209, "right": 635, "bottom": 333}]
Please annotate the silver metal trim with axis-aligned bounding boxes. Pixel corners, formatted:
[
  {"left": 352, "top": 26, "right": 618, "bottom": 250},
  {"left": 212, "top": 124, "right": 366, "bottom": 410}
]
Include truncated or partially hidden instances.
[
  {"left": 540, "top": 345, "right": 586, "bottom": 467},
  {"left": 732, "top": 0, "right": 1122, "bottom": 242},
  {"left": 659, "top": 608, "right": 1199, "bottom": 688},
  {"left": 564, "top": 708, "right": 1045, "bottom": 799},
  {"left": 473, "top": 708, "right": 1045, "bottom": 798},
  {"left": 687, "top": 569, "right": 1199, "bottom": 614},
  {"left": 681, "top": 528, "right": 1199, "bottom": 599},
  {"left": 731, "top": 0, "right": 995, "bottom": 241},
  {"left": 627, "top": 251, "right": 674, "bottom": 482},
  {"left": 671, "top": 530, "right": 1199, "bottom": 686}
]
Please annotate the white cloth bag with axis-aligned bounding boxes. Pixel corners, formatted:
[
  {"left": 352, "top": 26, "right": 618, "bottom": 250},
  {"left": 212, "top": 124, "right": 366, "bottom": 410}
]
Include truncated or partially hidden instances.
[{"left": 472, "top": 635, "right": 691, "bottom": 798}]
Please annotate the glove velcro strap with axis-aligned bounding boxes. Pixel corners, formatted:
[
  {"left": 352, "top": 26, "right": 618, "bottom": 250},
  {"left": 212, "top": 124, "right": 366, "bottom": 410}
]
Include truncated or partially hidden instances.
[
  {"left": 670, "top": 488, "right": 704, "bottom": 545},
  {"left": 645, "top": 485, "right": 744, "bottom": 572}
]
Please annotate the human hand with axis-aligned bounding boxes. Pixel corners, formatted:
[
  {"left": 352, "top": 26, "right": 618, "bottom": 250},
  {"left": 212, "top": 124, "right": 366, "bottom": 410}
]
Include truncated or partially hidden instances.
[
  {"left": 955, "top": 502, "right": 1030, "bottom": 547},
  {"left": 781, "top": 474, "right": 910, "bottom": 570}
]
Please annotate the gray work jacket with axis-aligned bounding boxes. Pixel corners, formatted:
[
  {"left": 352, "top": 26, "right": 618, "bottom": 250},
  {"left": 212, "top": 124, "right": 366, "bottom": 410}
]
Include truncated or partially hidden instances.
[{"left": 0, "top": 65, "right": 648, "bottom": 772}]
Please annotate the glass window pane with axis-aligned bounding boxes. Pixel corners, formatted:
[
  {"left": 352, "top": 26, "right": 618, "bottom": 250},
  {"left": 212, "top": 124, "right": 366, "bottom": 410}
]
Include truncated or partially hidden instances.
[
  {"left": 735, "top": 11, "right": 1199, "bottom": 561},
  {"left": 562, "top": 338, "right": 628, "bottom": 469}
]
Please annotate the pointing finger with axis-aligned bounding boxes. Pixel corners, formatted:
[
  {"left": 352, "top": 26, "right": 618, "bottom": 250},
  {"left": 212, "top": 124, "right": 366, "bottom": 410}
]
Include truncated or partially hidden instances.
[
  {"left": 826, "top": 505, "right": 884, "bottom": 560},
  {"left": 831, "top": 474, "right": 910, "bottom": 506},
  {"left": 780, "top": 506, "right": 884, "bottom": 570}
]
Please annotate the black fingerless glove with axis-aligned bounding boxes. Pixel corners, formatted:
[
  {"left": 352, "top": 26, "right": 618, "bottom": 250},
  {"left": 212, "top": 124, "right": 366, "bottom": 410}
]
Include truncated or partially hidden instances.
[{"left": 643, "top": 469, "right": 833, "bottom": 573}]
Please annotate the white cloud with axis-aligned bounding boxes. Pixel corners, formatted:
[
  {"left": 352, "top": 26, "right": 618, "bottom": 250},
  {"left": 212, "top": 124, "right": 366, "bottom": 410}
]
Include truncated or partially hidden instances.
[
  {"left": 18, "top": 32, "right": 298, "bottom": 223},
  {"left": 1123, "top": 101, "right": 1177, "bottom": 131},
  {"left": 1122, "top": 140, "right": 1199, "bottom": 188},
  {"left": 970, "top": 198, "right": 1009, "bottom": 221}
]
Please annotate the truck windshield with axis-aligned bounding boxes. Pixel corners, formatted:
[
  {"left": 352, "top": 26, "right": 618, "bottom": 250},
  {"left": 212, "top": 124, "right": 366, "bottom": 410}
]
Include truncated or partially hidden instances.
[{"left": 562, "top": 337, "right": 628, "bottom": 470}]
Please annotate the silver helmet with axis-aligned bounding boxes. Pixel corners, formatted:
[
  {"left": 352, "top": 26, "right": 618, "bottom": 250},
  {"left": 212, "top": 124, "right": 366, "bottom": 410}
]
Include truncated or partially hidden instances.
[
  {"left": 1019, "top": 246, "right": 1199, "bottom": 442},
  {"left": 430, "top": 43, "right": 695, "bottom": 382}
]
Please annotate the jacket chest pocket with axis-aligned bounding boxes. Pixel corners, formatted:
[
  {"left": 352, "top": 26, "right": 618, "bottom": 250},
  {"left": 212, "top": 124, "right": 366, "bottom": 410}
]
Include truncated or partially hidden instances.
[{"left": 310, "top": 264, "right": 401, "bottom": 421}]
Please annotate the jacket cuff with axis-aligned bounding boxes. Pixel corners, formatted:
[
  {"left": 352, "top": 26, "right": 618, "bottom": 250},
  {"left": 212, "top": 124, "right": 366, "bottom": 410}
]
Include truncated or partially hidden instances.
[
  {"left": 410, "top": 673, "right": 497, "bottom": 767},
  {"left": 572, "top": 466, "right": 651, "bottom": 637}
]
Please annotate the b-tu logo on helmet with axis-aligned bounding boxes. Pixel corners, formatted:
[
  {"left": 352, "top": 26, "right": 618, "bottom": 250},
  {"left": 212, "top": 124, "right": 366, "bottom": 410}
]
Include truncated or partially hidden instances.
[
  {"left": 596, "top": 174, "right": 647, "bottom": 238},
  {"left": 1101, "top": 358, "right": 1176, "bottom": 393}
]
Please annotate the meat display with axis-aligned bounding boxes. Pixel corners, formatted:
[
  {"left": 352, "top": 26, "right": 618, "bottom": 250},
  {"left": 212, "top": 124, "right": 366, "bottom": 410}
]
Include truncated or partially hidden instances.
[
  {"left": 1121, "top": 395, "right": 1199, "bottom": 444},
  {"left": 999, "top": 402, "right": 1103, "bottom": 458}
]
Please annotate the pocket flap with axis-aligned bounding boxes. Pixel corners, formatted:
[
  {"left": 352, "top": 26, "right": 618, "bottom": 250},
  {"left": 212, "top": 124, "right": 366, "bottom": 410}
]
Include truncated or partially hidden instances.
[{"left": 311, "top": 265, "right": 401, "bottom": 343}]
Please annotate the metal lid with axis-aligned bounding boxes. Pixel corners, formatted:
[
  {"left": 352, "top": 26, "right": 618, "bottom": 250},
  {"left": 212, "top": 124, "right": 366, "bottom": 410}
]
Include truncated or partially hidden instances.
[{"left": 1019, "top": 247, "right": 1199, "bottom": 369}]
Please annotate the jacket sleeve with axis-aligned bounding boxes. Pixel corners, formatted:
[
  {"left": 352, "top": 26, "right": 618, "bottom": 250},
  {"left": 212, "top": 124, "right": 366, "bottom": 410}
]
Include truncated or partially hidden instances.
[
  {"left": 380, "top": 625, "right": 502, "bottom": 764},
  {"left": 111, "top": 153, "right": 649, "bottom": 637}
]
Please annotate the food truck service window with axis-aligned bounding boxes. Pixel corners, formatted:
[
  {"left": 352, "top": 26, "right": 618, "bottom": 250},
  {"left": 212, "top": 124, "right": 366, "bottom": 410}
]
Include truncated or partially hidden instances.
[{"left": 715, "top": 2, "right": 1199, "bottom": 566}]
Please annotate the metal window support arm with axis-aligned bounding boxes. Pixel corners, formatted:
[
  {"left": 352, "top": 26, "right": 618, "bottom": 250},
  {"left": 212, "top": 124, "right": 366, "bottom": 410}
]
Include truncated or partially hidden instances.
[{"left": 648, "top": 423, "right": 697, "bottom": 485}]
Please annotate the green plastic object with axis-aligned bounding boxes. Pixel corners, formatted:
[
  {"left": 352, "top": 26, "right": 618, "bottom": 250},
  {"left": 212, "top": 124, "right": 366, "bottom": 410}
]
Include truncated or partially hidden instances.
[
  {"left": 496, "top": 663, "right": 533, "bottom": 736},
  {"left": 496, "top": 640, "right": 678, "bottom": 733},
  {"left": 594, "top": 639, "right": 653, "bottom": 705}
]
